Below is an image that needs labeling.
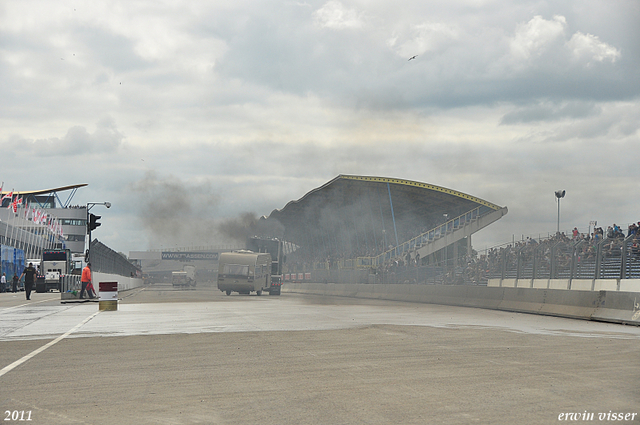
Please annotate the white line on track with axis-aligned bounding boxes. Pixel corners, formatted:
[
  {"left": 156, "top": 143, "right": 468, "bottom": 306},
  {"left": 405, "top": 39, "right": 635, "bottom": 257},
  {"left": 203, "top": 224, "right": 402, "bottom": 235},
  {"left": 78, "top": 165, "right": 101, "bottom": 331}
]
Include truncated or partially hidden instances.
[
  {"left": 0, "top": 297, "right": 60, "bottom": 313},
  {"left": 0, "top": 310, "right": 101, "bottom": 378}
]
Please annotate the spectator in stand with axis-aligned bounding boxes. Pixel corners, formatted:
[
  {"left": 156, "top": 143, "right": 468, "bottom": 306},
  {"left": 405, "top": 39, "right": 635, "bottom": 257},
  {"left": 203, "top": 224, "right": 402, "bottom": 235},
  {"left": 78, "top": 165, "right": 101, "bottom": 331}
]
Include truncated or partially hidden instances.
[
  {"left": 572, "top": 227, "right": 579, "bottom": 239},
  {"left": 631, "top": 238, "right": 640, "bottom": 257},
  {"left": 606, "top": 226, "right": 614, "bottom": 239}
]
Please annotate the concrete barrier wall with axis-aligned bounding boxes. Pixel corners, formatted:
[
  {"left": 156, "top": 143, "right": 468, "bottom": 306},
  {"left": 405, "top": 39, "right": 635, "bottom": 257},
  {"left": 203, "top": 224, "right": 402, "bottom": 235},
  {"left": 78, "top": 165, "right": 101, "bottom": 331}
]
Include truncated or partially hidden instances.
[
  {"left": 570, "top": 279, "right": 594, "bottom": 291},
  {"left": 487, "top": 279, "right": 501, "bottom": 287},
  {"left": 532, "top": 279, "right": 549, "bottom": 289},
  {"left": 93, "top": 272, "right": 143, "bottom": 294},
  {"left": 516, "top": 279, "right": 532, "bottom": 288},
  {"left": 502, "top": 279, "right": 516, "bottom": 288},
  {"left": 283, "top": 282, "right": 640, "bottom": 325},
  {"left": 620, "top": 279, "right": 640, "bottom": 292},
  {"left": 548, "top": 279, "right": 569, "bottom": 290},
  {"left": 594, "top": 279, "right": 618, "bottom": 291}
]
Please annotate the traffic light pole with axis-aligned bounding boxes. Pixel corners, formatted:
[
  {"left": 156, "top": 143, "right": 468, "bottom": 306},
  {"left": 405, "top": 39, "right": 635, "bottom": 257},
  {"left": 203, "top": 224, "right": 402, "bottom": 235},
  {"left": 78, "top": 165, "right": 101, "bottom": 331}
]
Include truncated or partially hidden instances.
[
  {"left": 86, "top": 209, "right": 92, "bottom": 264},
  {"left": 85, "top": 202, "right": 111, "bottom": 264}
]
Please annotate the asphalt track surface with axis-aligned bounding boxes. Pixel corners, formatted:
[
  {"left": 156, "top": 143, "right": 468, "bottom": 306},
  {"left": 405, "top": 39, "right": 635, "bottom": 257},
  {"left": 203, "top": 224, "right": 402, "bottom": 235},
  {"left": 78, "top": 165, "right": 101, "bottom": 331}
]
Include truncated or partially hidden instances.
[{"left": 0, "top": 283, "right": 638, "bottom": 425}]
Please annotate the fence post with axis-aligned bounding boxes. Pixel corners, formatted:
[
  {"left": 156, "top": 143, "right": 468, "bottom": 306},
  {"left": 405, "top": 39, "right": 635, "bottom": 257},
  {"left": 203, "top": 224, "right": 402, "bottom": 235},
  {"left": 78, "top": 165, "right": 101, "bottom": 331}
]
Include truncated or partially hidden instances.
[
  {"left": 621, "top": 235, "right": 632, "bottom": 279},
  {"left": 550, "top": 243, "right": 559, "bottom": 279},
  {"left": 595, "top": 239, "right": 604, "bottom": 279}
]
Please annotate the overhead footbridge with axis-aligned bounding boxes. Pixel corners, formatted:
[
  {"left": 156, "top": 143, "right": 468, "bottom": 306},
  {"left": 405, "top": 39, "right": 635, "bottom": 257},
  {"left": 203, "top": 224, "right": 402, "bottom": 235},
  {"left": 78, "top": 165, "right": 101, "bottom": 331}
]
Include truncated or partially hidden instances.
[{"left": 265, "top": 175, "right": 507, "bottom": 268}]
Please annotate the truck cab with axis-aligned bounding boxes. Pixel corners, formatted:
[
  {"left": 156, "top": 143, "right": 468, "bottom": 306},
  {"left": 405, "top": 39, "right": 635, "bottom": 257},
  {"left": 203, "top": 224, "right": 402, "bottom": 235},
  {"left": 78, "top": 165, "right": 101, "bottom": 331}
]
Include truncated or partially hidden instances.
[{"left": 36, "top": 249, "right": 71, "bottom": 293}]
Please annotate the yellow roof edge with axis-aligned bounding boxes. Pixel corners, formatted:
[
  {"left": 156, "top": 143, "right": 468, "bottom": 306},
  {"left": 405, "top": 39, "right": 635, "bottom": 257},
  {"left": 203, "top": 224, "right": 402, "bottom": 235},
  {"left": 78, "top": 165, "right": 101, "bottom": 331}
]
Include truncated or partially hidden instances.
[
  {"left": 1, "top": 184, "right": 88, "bottom": 196},
  {"left": 339, "top": 175, "right": 502, "bottom": 210}
]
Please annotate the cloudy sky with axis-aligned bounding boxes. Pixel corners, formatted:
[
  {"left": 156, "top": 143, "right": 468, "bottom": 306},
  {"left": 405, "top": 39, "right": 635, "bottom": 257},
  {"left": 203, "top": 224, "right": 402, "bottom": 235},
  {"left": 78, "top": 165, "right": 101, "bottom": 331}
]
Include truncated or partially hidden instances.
[{"left": 1, "top": 0, "right": 639, "bottom": 254}]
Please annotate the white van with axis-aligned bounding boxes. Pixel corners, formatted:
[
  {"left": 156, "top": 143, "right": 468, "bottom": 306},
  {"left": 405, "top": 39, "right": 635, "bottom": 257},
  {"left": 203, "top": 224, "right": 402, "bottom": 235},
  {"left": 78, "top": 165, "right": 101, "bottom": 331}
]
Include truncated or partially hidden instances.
[{"left": 217, "top": 250, "right": 273, "bottom": 296}]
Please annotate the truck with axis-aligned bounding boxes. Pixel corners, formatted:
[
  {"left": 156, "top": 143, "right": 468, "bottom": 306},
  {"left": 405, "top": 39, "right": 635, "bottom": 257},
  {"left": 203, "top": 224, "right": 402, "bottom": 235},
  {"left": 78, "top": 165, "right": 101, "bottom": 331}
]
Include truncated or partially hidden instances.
[
  {"left": 36, "top": 249, "right": 72, "bottom": 293},
  {"left": 217, "top": 250, "right": 273, "bottom": 296},
  {"left": 172, "top": 265, "right": 196, "bottom": 289},
  {"left": 70, "top": 253, "right": 86, "bottom": 275},
  {"left": 246, "top": 237, "right": 285, "bottom": 295}
]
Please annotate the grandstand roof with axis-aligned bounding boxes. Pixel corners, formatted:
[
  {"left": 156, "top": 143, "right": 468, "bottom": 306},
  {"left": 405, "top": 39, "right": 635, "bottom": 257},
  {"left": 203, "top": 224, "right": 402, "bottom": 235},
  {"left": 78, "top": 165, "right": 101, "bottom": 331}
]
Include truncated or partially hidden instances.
[
  {"left": 0, "top": 184, "right": 87, "bottom": 196},
  {"left": 266, "top": 175, "right": 505, "bottom": 255}
]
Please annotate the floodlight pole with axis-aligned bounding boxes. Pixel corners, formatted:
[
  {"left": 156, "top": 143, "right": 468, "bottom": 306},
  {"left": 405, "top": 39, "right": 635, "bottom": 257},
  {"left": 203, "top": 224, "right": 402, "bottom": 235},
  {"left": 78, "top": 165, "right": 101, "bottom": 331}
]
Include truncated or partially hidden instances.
[
  {"left": 557, "top": 199, "right": 560, "bottom": 234},
  {"left": 555, "top": 190, "right": 565, "bottom": 235}
]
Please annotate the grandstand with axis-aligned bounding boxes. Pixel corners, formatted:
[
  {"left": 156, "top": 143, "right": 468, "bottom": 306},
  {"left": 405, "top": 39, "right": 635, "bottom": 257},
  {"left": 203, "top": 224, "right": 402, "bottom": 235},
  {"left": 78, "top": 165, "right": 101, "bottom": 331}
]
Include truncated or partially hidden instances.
[
  {"left": 263, "top": 175, "right": 508, "bottom": 283},
  {"left": 484, "top": 232, "right": 640, "bottom": 282}
]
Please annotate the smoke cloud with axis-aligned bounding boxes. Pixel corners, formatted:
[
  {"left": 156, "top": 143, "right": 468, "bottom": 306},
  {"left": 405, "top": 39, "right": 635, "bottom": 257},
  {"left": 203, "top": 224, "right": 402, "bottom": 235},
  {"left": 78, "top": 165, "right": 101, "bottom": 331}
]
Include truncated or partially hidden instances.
[
  {"left": 130, "top": 171, "right": 286, "bottom": 249},
  {"left": 130, "top": 171, "right": 224, "bottom": 248}
]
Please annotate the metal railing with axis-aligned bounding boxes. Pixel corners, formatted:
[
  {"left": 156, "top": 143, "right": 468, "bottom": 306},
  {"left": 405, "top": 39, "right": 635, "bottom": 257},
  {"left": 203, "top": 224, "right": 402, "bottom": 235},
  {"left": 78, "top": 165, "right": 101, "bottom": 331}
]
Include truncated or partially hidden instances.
[
  {"left": 484, "top": 234, "right": 640, "bottom": 281},
  {"left": 364, "top": 206, "right": 487, "bottom": 268},
  {"left": 61, "top": 275, "right": 82, "bottom": 293}
]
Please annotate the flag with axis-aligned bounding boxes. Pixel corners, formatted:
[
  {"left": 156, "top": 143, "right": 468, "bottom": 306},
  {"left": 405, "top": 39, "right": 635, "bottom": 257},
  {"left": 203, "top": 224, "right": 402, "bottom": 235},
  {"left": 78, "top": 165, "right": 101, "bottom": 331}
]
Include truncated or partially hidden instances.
[{"left": 1, "top": 191, "right": 13, "bottom": 201}]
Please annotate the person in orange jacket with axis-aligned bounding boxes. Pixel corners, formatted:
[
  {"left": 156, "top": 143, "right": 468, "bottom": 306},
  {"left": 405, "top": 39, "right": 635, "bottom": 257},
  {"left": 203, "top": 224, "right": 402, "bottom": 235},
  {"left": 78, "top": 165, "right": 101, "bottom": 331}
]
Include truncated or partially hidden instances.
[{"left": 79, "top": 263, "right": 95, "bottom": 299}]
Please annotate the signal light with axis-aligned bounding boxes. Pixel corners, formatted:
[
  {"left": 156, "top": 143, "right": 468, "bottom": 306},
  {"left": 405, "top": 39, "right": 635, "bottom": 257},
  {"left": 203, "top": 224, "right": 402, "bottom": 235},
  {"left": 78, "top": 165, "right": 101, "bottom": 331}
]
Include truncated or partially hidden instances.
[{"left": 88, "top": 213, "right": 101, "bottom": 233}]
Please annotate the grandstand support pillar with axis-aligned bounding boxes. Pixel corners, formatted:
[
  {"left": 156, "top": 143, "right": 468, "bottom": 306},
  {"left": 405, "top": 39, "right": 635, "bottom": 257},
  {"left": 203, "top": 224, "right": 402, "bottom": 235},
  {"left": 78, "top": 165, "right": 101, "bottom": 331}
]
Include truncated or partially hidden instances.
[
  {"left": 386, "top": 183, "right": 400, "bottom": 247},
  {"left": 453, "top": 241, "right": 458, "bottom": 277}
]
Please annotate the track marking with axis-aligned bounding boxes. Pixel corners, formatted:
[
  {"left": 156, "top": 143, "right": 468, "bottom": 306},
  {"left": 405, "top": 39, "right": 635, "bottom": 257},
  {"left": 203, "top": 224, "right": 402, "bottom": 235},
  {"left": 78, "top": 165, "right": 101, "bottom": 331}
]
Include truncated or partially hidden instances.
[
  {"left": 0, "top": 297, "right": 60, "bottom": 313},
  {"left": 0, "top": 310, "right": 101, "bottom": 378}
]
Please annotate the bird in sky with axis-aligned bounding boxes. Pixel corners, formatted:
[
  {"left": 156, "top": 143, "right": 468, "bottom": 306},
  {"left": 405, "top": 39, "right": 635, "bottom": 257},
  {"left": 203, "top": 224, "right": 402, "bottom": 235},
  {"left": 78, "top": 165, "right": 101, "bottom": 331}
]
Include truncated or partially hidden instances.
[{"left": 408, "top": 55, "right": 418, "bottom": 61}]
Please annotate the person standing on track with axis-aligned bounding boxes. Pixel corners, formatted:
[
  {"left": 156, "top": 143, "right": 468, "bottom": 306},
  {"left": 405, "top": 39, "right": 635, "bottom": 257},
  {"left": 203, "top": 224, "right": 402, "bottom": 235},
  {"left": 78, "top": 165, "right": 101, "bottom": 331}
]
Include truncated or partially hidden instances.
[
  {"left": 19, "top": 262, "right": 37, "bottom": 301},
  {"left": 12, "top": 274, "right": 19, "bottom": 293},
  {"left": 79, "top": 262, "right": 95, "bottom": 299}
]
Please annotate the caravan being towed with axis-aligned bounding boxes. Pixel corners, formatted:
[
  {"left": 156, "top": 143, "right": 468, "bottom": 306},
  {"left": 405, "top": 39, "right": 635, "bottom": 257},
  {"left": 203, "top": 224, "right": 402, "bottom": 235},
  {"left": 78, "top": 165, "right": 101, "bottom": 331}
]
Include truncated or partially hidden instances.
[{"left": 217, "top": 250, "right": 272, "bottom": 296}]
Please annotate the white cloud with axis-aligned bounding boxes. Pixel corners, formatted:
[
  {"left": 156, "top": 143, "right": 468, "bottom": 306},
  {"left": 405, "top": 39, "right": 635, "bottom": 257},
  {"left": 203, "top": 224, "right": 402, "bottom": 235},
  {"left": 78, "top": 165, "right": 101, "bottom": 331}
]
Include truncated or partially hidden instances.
[
  {"left": 313, "top": 1, "right": 364, "bottom": 29},
  {"left": 508, "top": 15, "right": 622, "bottom": 69},
  {"left": 509, "top": 15, "right": 566, "bottom": 60},
  {"left": 567, "top": 31, "right": 621, "bottom": 65},
  {"left": 389, "top": 22, "right": 460, "bottom": 58},
  {"left": 2, "top": 116, "right": 123, "bottom": 156}
]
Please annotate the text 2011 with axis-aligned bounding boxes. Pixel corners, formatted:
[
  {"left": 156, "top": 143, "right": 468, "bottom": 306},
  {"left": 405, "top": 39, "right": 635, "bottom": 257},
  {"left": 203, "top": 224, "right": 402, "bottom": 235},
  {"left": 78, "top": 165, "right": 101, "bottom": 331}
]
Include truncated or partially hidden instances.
[{"left": 4, "top": 411, "right": 32, "bottom": 421}]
